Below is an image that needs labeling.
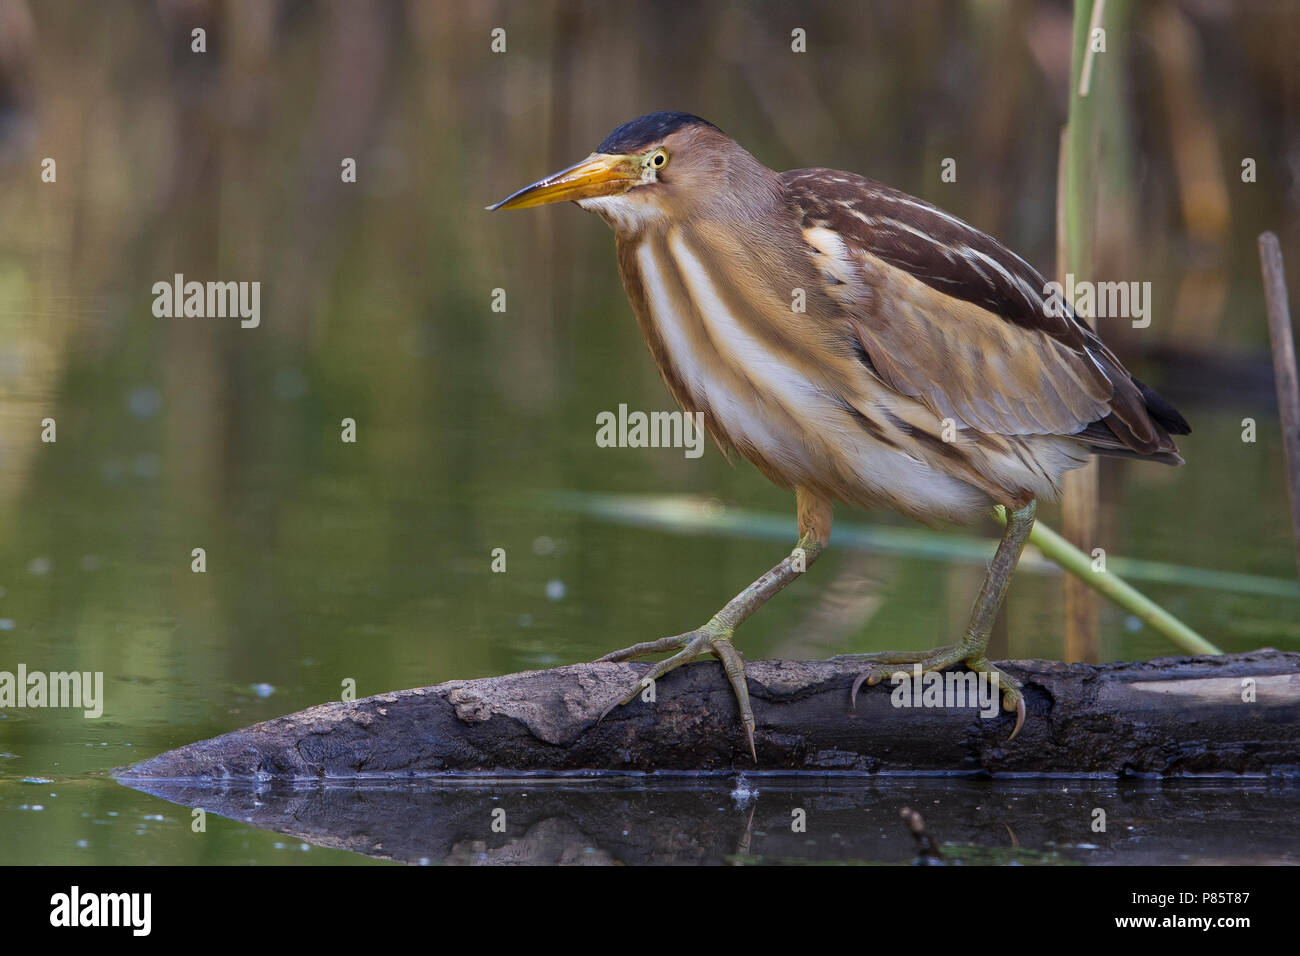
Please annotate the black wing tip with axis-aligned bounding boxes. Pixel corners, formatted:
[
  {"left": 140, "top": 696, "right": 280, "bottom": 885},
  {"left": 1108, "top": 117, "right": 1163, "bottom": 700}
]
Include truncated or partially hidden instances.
[{"left": 1133, "top": 376, "right": 1191, "bottom": 436}]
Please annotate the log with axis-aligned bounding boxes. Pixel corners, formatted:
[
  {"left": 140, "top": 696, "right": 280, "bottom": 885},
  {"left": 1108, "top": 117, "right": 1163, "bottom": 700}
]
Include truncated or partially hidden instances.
[{"left": 116, "top": 649, "right": 1300, "bottom": 779}]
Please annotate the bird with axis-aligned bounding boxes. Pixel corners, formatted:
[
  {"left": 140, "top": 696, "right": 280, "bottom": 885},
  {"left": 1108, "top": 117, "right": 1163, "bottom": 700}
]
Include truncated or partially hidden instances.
[{"left": 489, "top": 111, "right": 1189, "bottom": 759}]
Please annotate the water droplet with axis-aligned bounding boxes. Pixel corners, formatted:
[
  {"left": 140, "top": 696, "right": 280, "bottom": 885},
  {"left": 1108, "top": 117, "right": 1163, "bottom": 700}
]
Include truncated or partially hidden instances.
[
  {"left": 127, "top": 386, "right": 162, "bottom": 418},
  {"left": 133, "top": 453, "right": 160, "bottom": 479},
  {"left": 274, "top": 367, "right": 307, "bottom": 401},
  {"left": 730, "top": 774, "right": 759, "bottom": 808}
]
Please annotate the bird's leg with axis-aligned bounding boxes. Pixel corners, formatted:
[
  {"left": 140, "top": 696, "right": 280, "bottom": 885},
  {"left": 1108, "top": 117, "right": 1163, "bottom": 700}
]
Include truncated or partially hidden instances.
[
  {"left": 834, "top": 500, "right": 1037, "bottom": 740},
  {"left": 596, "top": 490, "right": 833, "bottom": 759}
]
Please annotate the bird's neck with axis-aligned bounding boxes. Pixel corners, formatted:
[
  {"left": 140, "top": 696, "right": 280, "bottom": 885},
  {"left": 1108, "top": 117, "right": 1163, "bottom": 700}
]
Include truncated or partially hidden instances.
[{"left": 608, "top": 153, "right": 785, "bottom": 245}]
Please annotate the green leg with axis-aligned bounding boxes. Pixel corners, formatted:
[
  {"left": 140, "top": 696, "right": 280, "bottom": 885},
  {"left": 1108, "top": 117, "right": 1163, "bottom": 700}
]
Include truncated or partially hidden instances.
[
  {"left": 597, "top": 532, "right": 825, "bottom": 760},
  {"left": 835, "top": 500, "right": 1037, "bottom": 740}
]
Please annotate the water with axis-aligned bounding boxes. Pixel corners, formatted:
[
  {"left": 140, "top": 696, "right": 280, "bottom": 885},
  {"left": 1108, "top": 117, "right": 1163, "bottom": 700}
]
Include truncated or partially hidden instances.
[
  {"left": 20, "top": 774, "right": 1300, "bottom": 866},
  {"left": 0, "top": 2, "right": 1297, "bottom": 865},
  {"left": 2, "top": 405, "right": 1295, "bottom": 864}
]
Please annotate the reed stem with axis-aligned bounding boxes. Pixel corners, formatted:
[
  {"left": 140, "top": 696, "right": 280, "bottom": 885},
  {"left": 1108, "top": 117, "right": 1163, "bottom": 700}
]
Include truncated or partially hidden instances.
[{"left": 994, "top": 506, "right": 1222, "bottom": 655}]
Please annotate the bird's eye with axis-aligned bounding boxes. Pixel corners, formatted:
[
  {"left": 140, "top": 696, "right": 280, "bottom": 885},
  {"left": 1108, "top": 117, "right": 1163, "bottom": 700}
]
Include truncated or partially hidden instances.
[{"left": 649, "top": 149, "right": 668, "bottom": 169}]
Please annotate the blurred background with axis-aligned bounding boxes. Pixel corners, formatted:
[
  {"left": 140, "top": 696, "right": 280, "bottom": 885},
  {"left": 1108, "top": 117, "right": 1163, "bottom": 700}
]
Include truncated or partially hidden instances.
[{"left": 0, "top": 0, "right": 1296, "bottom": 864}]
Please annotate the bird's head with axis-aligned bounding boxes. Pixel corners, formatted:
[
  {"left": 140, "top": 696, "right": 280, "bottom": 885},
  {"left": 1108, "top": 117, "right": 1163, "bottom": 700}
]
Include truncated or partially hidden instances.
[{"left": 489, "top": 111, "right": 758, "bottom": 232}]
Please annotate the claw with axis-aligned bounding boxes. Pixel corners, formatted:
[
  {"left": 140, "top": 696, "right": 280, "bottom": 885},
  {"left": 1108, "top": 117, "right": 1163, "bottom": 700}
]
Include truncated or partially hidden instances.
[
  {"left": 850, "top": 669, "right": 870, "bottom": 710},
  {"left": 1007, "top": 693, "right": 1025, "bottom": 742},
  {"left": 849, "top": 664, "right": 892, "bottom": 709},
  {"left": 711, "top": 637, "right": 758, "bottom": 762}
]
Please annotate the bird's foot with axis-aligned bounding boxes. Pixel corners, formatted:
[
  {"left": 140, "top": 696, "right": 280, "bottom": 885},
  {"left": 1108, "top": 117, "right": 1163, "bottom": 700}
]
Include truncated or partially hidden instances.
[
  {"left": 595, "top": 618, "right": 755, "bottom": 760},
  {"left": 832, "top": 645, "right": 1025, "bottom": 741}
]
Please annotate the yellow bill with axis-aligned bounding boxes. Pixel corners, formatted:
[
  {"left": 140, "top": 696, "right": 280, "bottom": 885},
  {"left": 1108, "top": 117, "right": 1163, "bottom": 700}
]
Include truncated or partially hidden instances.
[{"left": 488, "top": 154, "right": 641, "bottom": 210}]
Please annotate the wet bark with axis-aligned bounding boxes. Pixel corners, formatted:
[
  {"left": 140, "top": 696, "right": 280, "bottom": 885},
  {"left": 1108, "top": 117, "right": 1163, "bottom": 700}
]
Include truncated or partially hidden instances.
[{"left": 118, "top": 650, "right": 1300, "bottom": 779}]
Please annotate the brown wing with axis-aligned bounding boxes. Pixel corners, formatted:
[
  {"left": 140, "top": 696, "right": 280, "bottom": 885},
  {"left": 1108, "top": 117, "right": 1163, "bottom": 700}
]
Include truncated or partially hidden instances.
[{"left": 783, "top": 168, "right": 1188, "bottom": 460}]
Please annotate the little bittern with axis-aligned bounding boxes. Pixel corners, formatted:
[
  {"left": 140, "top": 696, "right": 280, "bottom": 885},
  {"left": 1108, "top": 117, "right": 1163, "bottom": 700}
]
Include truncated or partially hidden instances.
[{"left": 491, "top": 111, "right": 1188, "bottom": 758}]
